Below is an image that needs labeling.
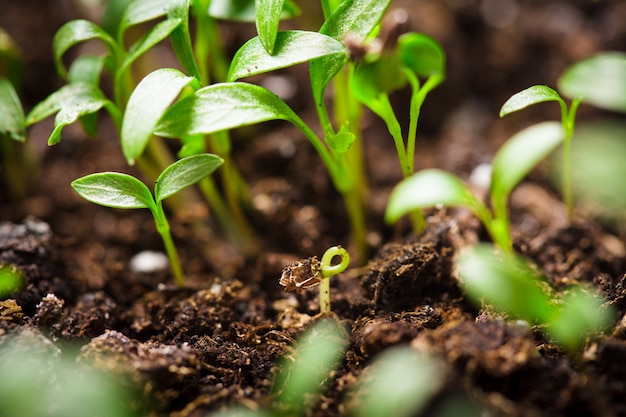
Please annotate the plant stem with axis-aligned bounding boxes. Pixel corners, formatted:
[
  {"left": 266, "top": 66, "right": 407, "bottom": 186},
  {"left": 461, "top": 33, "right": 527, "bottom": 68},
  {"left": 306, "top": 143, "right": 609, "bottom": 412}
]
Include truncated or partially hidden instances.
[
  {"left": 153, "top": 202, "right": 185, "bottom": 287},
  {"left": 561, "top": 98, "right": 581, "bottom": 221},
  {"left": 318, "top": 246, "right": 350, "bottom": 313}
]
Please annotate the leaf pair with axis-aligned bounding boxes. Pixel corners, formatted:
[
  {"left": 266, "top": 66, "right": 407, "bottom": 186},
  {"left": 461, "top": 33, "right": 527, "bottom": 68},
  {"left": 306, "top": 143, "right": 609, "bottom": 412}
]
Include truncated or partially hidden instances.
[
  {"left": 386, "top": 121, "right": 565, "bottom": 250},
  {"left": 71, "top": 153, "right": 223, "bottom": 211}
]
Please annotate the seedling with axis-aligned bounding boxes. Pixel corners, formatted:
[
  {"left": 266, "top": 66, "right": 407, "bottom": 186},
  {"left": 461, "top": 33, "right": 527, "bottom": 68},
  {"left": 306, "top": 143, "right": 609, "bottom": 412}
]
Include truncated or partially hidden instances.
[
  {"left": 71, "top": 153, "right": 223, "bottom": 287},
  {"left": 156, "top": 0, "right": 399, "bottom": 259},
  {"left": 386, "top": 121, "right": 564, "bottom": 251},
  {"left": 279, "top": 246, "right": 350, "bottom": 314},
  {"left": 500, "top": 51, "right": 626, "bottom": 220},
  {"left": 456, "top": 243, "right": 613, "bottom": 351}
]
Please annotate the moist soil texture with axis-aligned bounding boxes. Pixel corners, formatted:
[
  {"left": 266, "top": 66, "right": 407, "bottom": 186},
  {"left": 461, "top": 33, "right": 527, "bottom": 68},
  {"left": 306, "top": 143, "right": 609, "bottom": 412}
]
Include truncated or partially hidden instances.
[{"left": 1, "top": 1, "right": 626, "bottom": 416}]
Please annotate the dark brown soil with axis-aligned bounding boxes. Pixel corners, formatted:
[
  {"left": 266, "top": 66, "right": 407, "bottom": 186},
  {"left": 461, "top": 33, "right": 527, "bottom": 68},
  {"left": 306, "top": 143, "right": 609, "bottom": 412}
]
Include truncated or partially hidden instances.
[{"left": 1, "top": 1, "right": 626, "bottom": 417}]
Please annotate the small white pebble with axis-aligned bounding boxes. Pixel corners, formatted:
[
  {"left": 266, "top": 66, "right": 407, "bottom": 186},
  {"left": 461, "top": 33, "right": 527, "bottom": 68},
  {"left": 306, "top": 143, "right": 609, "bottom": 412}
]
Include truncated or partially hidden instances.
[
  {"left": 130, "top": 251, "right": 169, "bottom": 273},
  {"left": 469, "top": 163, "right": 492, "bottom": 190}
]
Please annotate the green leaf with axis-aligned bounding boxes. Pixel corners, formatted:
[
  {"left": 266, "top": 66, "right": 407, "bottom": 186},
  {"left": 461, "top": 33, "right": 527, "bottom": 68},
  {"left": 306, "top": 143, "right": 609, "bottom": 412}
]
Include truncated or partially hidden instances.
[
  {"left": 26, "top": 83, "right": 115, "bottom": 145},
  {"left": 71, "top": 172, "right": 155, "bottom": 209},
  {"left": 208, "top": 0, "right": 299, "bottom": 22},
  {"left": 398, "top": 33, "right": 445, "bottom": 78},
  {"left": 0, "top": 265, "right": 24, "bottom": 299},
  {"left": 122, "top": 68, "right": 195, "bottom": 164},
  {"left": 68, "top": 56, "right": 108, "bottom": 137},
  {"left": 499, "top": 85, "right": 564, "bottom": 118},
  {"left": 155, "top": 153, "right": 224, "bottom": 202},
  {"left": 310, "top": 0, "right": 392, "bottom": 107},
  {"left": 53, "top": 20, "right": 118, "bottom": 79},
  {"left": 154, "top": 82, "right": 299, "bottom": 137},
  {"left": 117, "top": 0, "right": 176, "bottom": 43},
  {"left": 28, "top": 83, "right": 115, "bottom": 145},
  {"left": 455, "top": 244, "right": 554, "bottom": 323},
  {"left": 0, "top": 78, "right": 25, "bottom": 142},
  {"left": 327, "top": 125, "right": 355, "bottom": 153},
  {"left": 351, "top": 54, "right": 406, "bottom": 102},
  {"left": 255, "top": 0, "right": 284, "bottom": 54},
  {"left": 558, "top": 51, "right": 626, "bottom": 113},
  {"left": 68, "top": 55, "right": 107, "bottom": 85},
  {"left": 490, "top": 121, "right": 564, "bottom": 204},
  {"left": 385, "top": 169, "right": 486, "bottom": 224},
  {"left": 549, "top": 287, "right": 613, "bottom": 351},
  {"left": 169, "top": 0, "right": 202, "bottom": 80},
  {"left": 275, "top": 319, "right": 348, "bottom": 413},
  {"left": 349, "top": 346, "right": 443, "bottom": 417},
  {"left": 118, "top": 17, "right": 183, "bottom": 79},
  {"left": 557, "top": 121, "right": 626, "bottom": 222},
  {"left": 228, "top": 30, "right": 346, "bottom": 81}
]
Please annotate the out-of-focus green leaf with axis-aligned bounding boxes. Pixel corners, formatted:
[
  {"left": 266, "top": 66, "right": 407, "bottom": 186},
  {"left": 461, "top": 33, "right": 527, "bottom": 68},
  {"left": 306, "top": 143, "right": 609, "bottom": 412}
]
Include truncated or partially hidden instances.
[
  {"left": 228, "top": 30, "right": 346, "bottom": 81},
  {"left": 490, "top": 121, "right": 564, "bottom": 204},
  {"left": 0, "top": 265, "right": 23, "bottom": 299},
  {"left": 155, "top": 153, "right": 224, "bottom": 202},
  {"left": 553, "top": 120, "right": 626, "bottom": 223},
  {"left": 349, "top": 346, "right": 443, "bottom": 417},
  {"left": 500, "top": 85, "right": 564, "bottom": 118},
  {"left": 121, "top": 68, "right": 195, "bottom": 164},
  {"left": 558, "top": 51, "right": 626, "bottom": 113},
  {"left": 71, "top": 172, "right": 155, "bottom": 209},
  {"left": 0, "top": 78, "right": 25, "bottom": 141},
  {"left": 53, "top": 20, "right": 118, "bottom": 78},
  {"left": 456, "top": 244, "right": 553, "bottom": 322},
  {"left": 398, "top": 33, "right": 445, "bottom": 78},
  {"left": 118, "top": 18, "right": 183, "bottom": 79},
  {"left": 274, "top": 319, "right": 348, "bottom": 414},
  {"left": 208, "top": 0, "right": 299, "bottom": 22},
  {"left": 351, "top": 54, "right": 405, "bottom": 103},
  {"left": 117, "top": 0, "right": 176, "bottom": 42}
]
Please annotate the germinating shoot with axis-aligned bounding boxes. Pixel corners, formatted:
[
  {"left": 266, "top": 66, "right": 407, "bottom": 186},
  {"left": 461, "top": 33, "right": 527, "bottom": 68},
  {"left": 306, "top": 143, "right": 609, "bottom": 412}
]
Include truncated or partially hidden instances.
[{"left": 279, "top": 245, "right": 350, "bottom": 314}]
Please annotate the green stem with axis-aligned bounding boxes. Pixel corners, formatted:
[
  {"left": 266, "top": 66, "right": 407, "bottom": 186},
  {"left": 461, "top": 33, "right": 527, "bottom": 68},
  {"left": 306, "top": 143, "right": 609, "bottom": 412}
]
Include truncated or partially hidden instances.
[
  {"left": 374, "top": 94, "right": 410, "bottom": 177},
  {"left": 318, "top": 246, "right": 350, "bottom": 313},
  {"left": 153, "top": 202, "right": 185, "bottom": 287},
  {"left": 562, "top": 98, "right": 581, "bottom": 221}
]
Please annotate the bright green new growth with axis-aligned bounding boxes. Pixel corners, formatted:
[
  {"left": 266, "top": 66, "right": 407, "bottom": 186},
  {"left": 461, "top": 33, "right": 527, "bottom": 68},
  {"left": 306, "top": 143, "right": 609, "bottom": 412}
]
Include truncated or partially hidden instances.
[
  {"left": 0, "top": 265, "right": 24, "bottom": 299},
  {"left": 456, "top": 244, "right": 613, "bottom": 351},
  {"left": 500, "top": 85, "right": 580, "bottom": 220},
  {"left": 0, "top": 78, "right": 25, "bottom": 142},
  {"left": 386, "top": 121, "right": 564, "bottom": 251},
  {"left": 71, "top": 153, "right": 224, "bottom": 286},
  {"left": 319, "top": 246, "right": 350, "bottom": 314},
  {"left": 499, "top": 51, "right": 626, "bottom": 220}
]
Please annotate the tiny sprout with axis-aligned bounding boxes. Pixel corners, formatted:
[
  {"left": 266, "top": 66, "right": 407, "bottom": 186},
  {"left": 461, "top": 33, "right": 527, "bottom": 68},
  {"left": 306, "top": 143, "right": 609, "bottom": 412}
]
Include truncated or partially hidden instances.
[
  {"left": 71, "top": 153, "right": 223, "bottom": 287},
  {"left": 279, "top": 246, "right": 350, "bottom": 314}
]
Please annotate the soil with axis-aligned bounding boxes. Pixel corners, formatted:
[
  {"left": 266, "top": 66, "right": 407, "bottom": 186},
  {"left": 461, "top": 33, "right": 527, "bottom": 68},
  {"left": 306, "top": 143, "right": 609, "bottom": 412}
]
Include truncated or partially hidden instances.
[{"left": 1, "top": 1, "right": 626, "bottom": 417}]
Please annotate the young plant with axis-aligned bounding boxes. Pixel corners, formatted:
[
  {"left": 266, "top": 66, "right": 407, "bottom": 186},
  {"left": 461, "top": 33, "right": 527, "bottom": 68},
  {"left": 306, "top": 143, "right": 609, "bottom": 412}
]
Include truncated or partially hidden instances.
[
  {"left": 0, "top": 77, "right": 36, "bottom": 201},
  {"left": 456, "top": 243, "right": 614, "bottom": 351},
  {"left": 349, "top": 27, "right": 446, "bottom": 232},
  {"left": 155, "top": 0, "right": 396, "bottom": 260},
  {"left": 385, "top": 121, "right": 564, "bottom": 252},
  {"left": 279, "top": 246, "right": 350, "bottom": 314},
  {"left": 500, "top": 51, "right": 626, "bottom": 220},
  {"left": 71, "top": 153, "right": 223, "bottom": 287}
]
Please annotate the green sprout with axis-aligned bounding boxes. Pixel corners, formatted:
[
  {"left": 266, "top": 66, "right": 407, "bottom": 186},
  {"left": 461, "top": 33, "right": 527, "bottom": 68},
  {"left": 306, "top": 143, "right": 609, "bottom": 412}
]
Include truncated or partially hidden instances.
[
  {"left": 71, "top": 153, "right": 223, "bottom": 287},
  {"left": 500, "top": 51, "right": 626, "bottom": 220},
  {"left": 279, "top": 246, "right": 350, "bottom": 314},
  {"left": 456, "top": 244, "right": 614, "bottom": 351},
  {"left": 385, "top": 121, "right": 564, "bottom": 252},
  {"left": 0, "top": 265, "right": 24, "bottom": 299}
]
